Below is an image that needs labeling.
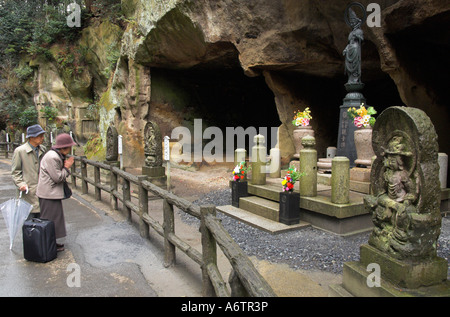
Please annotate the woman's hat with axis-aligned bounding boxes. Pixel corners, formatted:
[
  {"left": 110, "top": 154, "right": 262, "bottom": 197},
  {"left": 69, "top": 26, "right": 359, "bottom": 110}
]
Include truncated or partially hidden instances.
[
  {"left": 54, "top": 133, "right": 77, "bottom": 149},
  {"left": 26, "top": 124, "right": 46, "bottom": 138}
]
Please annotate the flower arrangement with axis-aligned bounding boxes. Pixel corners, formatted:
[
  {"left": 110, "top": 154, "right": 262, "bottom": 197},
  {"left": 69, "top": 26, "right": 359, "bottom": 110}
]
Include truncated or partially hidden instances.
[
  {"left": 347, "top": 103, "right": 377, "bottom": 128},
  {"left": 281, "top": 166, "right": 304, "bottom": 192},
  {"left": 232, "top": 161, "right": 250, "bottom": 182},
  {"left": 292, "top": 107, "right": 312, "bottom": 127}
]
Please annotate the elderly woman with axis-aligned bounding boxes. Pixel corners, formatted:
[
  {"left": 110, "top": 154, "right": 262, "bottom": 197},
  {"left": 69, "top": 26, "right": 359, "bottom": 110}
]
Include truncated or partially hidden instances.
[{"left": 37, "top": 133, "right": 76, "bottom": 252}]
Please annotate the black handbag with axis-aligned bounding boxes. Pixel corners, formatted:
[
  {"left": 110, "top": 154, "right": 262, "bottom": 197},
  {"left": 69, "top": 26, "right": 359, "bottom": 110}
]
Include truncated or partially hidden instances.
[{"left": 63, "top": 181, "right": 72, "bottom": 199}]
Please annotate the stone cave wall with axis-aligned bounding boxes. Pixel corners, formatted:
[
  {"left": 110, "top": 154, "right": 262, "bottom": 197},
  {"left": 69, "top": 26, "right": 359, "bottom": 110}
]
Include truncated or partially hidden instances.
[
  {"left": 111, "top": 0, "right": 450, "bottom": 173},
  {"left": 24, "top": 0, "right": 449, "bottom": 181}
]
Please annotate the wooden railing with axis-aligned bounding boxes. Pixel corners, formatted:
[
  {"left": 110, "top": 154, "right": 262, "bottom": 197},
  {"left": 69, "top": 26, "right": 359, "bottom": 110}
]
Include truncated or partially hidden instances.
[
  {"left": 70, "top": 156, "right": 276, "bottom": 297},
  {"left": 0, "top": 141, "right": 18, "bottom": 158}
]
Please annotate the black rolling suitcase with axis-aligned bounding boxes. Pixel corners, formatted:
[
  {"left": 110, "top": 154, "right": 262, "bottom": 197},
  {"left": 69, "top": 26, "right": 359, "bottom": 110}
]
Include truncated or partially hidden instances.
[{"left": 22, "top": 218, "right": 57, "bottom": 263}]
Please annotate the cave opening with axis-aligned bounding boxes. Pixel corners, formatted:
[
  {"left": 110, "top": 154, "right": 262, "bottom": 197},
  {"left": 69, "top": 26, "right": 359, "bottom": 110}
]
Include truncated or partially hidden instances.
[{"left": 150, "top": 67, "right": 281, "bottom": 160}]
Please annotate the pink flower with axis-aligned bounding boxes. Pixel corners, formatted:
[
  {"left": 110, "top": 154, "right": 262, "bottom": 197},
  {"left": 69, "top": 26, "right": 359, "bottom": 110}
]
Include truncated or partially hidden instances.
[{"left": 354, "top": 116, "right": 364, "bottom": 128}]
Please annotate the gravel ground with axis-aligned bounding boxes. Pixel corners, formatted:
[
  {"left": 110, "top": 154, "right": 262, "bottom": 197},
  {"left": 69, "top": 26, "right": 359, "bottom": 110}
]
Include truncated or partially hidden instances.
[{"left": 178, "top": 188, "right": 450, "bottom": 275}]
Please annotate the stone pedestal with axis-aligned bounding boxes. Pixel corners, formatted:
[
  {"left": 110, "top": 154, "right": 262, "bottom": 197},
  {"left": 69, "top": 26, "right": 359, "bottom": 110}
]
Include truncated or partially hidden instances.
[
  {"left": 142, "top": 165, "right": 167, "bottom": 187},
  {"left": 330, "top": 244, "right": 450, "bottom": 297},
  {"left": 336, "top": 83, "right": 366, "bottom": 167}
]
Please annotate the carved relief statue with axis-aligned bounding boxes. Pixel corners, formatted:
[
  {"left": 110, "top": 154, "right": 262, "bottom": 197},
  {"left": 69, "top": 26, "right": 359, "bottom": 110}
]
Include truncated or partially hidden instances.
[
  {"left": 144, "top": 121, "right": 162, "bottom": 168},
  {"left": 364, "top": 107, "right": 442, "bottom": 260}
]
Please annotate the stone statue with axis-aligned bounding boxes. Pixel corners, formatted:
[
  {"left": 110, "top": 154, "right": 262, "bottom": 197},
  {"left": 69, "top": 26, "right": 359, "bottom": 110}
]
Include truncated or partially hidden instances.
[
  {"left": 106, "top": 124, "right": 119, "bottom": 162},
  {"left": 343, "top": 5, "right": 365, "bottom": 85},
  {"left": 144, "top": 121, "right": 162, "bottom": 168},
  {"left": 364, "top": 107, "right": 442, "bottom": 260}
]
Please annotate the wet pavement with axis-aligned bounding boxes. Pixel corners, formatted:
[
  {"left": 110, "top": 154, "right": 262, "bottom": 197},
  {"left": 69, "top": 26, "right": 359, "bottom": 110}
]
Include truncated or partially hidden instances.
[{"left": 0, "top": 158, "right": 202, "bottom": 297}]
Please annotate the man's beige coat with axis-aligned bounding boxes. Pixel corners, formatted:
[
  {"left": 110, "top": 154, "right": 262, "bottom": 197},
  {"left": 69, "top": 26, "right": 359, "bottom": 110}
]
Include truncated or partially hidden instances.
[{"left": 11, "top": 142, "right": 46, "bottom": 213}]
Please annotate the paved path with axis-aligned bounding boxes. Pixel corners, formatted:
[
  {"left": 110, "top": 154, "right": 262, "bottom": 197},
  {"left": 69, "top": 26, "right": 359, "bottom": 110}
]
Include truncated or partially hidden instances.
[{"left": 0, "top": 159, "right": 203, "bottom": 297}]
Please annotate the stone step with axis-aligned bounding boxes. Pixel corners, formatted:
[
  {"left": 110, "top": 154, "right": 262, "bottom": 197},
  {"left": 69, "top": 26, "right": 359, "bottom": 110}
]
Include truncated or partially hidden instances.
[
  {"left": 239, "top": 196, "right": 280, "bottom": 221},
  {"left": 248, "top": 183, "right": 284, "bottom": 202},
  {"left": 216, "top": 205, "right": 310, "bottom": 234}
]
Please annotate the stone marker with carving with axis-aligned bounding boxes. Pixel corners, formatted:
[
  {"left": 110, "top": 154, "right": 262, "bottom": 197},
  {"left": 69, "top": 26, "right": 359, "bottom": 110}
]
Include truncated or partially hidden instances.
[{"left": 331, "top": 107, "right": 449, "bottom": 296}]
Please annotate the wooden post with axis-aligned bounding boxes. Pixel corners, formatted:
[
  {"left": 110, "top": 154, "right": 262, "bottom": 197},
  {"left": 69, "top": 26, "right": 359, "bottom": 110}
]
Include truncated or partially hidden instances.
[
  {"left": 137, "top": 175, "right": 149, "bottom": 239},
  {"left": 81, "top": 156, "right": 88, "bottom": 194},
  {"left": 94, "top": 165, "right": 101, "bottom": 201},
  {"left": 163, "top": 198, "right": 175, "bottom": 267},
  {"left": 200, "top": 205, "right": 217, "bottom": 297},
  {"left": 70, "top": 159, "right": 76, "bottom": 188},
  {"left": 123, "top": 177, "right": 131, "bottom": 221},
  {"left": 110, "top": 164, "right": 118, "bottom": 210}
]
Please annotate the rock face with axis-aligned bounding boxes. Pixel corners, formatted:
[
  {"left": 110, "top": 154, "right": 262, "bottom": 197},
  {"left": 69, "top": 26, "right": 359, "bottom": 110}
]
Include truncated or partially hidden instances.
[{"left": 23, "top": 1, "right": 450, "bottom": 172}]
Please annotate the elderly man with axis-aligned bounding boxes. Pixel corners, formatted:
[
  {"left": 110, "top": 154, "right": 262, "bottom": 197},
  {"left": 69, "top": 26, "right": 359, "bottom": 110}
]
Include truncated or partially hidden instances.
[{"left": 11, "top": 124, "right": 46, "bottom": 218}]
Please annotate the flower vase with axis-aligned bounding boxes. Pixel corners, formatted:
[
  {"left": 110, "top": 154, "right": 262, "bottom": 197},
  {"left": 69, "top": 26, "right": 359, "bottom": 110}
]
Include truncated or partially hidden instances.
[
  {"left": 279, "top": 191, "right": 300, "bottom": 225},
  {"left": 354, "top": 127, "right": 375, "bottom": 167},
  {"left": 293, "top": 126, "right": 315, "bottom": 158},
  {"left": 231, "top": 181, "right": 248, "bottom": 208}
]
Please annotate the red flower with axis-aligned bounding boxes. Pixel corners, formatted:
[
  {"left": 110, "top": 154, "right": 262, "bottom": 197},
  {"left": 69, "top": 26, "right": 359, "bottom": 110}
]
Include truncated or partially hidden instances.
[{"left": 287, "top": 182, "right": 294, "bottom": 189}]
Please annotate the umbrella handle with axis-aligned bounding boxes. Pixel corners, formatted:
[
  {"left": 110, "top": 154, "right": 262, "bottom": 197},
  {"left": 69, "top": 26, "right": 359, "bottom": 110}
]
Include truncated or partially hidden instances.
[{"left": 19, "top": 186, "right": 28, "bottom": 198}]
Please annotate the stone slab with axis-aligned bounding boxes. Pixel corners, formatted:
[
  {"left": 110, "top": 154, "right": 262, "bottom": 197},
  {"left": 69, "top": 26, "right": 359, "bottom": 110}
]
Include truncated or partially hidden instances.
[
  {"left": 239, "top": 196, "right": 280, "bottom": 221},
  {"left": 299, "top": 209, "right": 373, "bottom": 236},
  {"left": 216, "top": 205, "right": 310, "bottom": 234},
  {"left": 299, "top": 189, "right": 366, "bottom": 219}
]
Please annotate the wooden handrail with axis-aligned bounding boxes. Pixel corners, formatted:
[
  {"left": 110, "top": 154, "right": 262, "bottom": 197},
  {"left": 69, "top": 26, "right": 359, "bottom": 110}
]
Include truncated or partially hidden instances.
[{"left": 69, "top": 155, "right": 276, "bottom": 297}]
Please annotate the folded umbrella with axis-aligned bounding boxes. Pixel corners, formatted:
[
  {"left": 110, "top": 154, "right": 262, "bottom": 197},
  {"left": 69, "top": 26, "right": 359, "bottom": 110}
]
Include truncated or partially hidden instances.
[{"left": 0, "top": 191, "right": 33, "bottom": 250}]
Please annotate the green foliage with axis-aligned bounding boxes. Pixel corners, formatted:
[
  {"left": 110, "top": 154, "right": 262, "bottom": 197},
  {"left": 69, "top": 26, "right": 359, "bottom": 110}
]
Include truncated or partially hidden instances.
[
  {"left": 19, "top": 106, "right": 39, "bottom": 128},
  {"left": 102, "top": 42, "right": 121, "bottom": 78},
  {"left": 86, "top": 103, "right": 99, "bottom": 120},
  {"left": 0, "top": 99, "right": 38, "bottom": 128},
  {"left": 14, "top": 64, "right": 34, "bottom": 82},
  {"left": 40, "top": 105, "right": 58, "bottom": 123}
]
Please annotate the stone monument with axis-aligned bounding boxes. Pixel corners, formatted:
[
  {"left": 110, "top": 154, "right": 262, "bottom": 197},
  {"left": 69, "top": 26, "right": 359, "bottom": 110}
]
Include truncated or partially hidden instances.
[
  {"left": 337, "top": 3, "right": 368, "bottom": 166},
  {"left": 105, "top": 125, "right": 119, "bottom": 162},
  {"left": 142, "top": 121, "right": 166, "bottom": 186},
  {"left": 331, "top": 107, "right": 449, "bottom": 297}
]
